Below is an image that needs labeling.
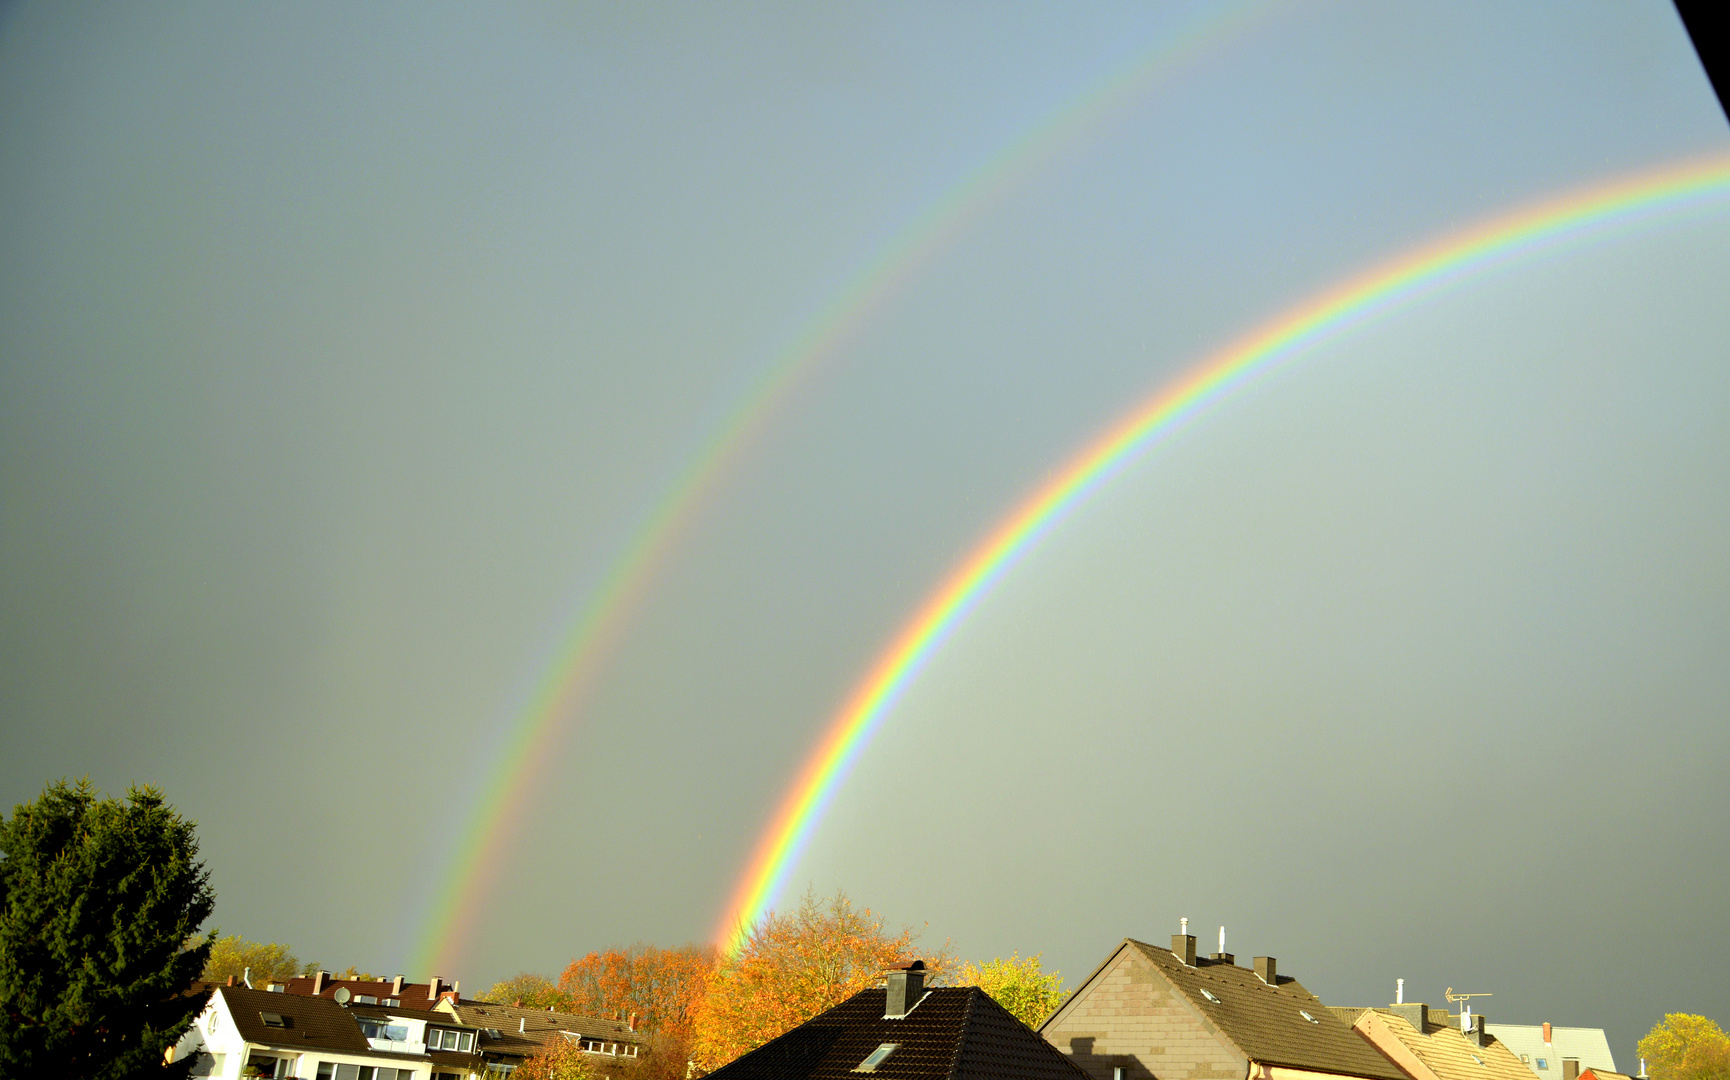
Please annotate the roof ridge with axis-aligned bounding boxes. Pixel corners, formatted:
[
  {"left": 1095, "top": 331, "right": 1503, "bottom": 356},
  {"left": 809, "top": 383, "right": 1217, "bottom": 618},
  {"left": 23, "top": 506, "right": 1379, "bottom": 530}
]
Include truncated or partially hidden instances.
[{"left": 943, "top": 986, "right": 979, "bottom": 1080}]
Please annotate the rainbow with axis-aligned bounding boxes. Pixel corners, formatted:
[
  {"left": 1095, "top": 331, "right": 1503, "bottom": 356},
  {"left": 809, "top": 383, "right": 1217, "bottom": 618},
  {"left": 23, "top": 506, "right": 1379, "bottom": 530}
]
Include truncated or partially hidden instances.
[
  {"left": 714, "top": 154, "right": 1730, "bottom": 954},
  {"left": 408, "top": 3, "right": 1277, "bottom": 977}
]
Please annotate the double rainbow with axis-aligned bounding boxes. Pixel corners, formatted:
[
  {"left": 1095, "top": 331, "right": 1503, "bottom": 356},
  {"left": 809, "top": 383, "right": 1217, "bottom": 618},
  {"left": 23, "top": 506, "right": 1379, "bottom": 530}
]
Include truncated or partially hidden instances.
[
  {"left": 409, "top": 3, "right": 1276, "bottom": 977},
  {"left": 715, "top": 154, "right": 1730, "bottom": 954}
]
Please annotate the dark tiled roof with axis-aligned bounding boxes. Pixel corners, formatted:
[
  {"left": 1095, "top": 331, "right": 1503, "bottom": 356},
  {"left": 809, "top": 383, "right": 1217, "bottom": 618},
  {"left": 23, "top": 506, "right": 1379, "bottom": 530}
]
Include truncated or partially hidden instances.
[
  {"left": 219, "top": 986, "right": 372, "bottom": 1053},
  {"left": 280, "top": 976, "right": 469, "bottom": 1008},
  {"left": 448, "top": 1002, "right": 641, "bottom": 1063},
  {"left": 1122, "top": 940, "right": 1407, "bottom": 1080},
  {"left": 707, "top": 986, "right": 1093, "bottom": 1080}
]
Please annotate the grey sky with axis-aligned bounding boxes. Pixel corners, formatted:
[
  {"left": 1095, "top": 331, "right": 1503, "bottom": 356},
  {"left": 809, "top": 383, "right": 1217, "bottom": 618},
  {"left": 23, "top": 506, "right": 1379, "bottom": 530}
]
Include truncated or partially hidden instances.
[{"left": 2, "top": 2, "right": 1726, "bottom": 1068}]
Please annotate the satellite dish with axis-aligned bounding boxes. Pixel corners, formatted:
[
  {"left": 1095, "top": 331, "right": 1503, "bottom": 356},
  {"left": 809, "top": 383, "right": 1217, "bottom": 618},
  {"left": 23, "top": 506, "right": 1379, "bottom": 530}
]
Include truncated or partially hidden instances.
[{"left": 333, "top": 987, "right": 351, "bottom": 1005}]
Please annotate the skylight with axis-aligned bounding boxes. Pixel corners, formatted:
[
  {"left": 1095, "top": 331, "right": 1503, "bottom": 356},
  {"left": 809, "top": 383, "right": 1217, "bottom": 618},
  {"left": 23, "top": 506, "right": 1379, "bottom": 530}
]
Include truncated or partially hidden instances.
[
  {"left": 1299, "top": 1011, "right": 1319, "bottom": 1024},
  {"left": 1200, "top": 989, "right": 1221, "bottom": 1003},
  {"left": 1472, "top": 1057, "right": 1486, "bottom": 1066},
  {"left": 855, "top": 1043, "right": 900, "bottom": 1072},
  {"left": 261, "top": 1012, "right": 287, "bottom": 1028}
]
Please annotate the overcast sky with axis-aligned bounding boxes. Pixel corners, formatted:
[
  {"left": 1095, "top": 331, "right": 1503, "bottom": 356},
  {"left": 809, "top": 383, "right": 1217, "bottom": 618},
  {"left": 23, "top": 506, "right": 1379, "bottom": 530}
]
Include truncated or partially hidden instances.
[{"left": 3, "top": 2, "right": 1727, "bottom": 1068}]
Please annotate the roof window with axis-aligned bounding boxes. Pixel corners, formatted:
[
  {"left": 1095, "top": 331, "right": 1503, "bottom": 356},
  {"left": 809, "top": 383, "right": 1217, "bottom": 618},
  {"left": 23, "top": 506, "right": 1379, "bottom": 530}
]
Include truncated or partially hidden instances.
[
  {"left": 260, "top": 1012, "right": 288, "bottom": 1028},
  {"left": 384, "top": 998, "right": 400, "bottom": 1007},
  {"left": 1200, "top": 989, "right": 1221, "bottom": 1004},
  {"left": 855, "top": 1044, "right": 900, "bottom": 1072},
  {"left": 355, "top": 994, "right": 379, "bottom": 1005},
  {"left": 1300, "top": 1010, "right": 1320, "bottom": 1024},
  {"left": 1471, "top": 1057, "right": 1486, "bottom": 1066}
]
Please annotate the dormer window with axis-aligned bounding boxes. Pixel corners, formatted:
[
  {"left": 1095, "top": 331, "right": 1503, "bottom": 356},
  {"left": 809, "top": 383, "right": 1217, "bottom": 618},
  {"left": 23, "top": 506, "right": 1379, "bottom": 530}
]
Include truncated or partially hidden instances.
[{"left": 855, "top": 1044, "right": 899, "bottom": 1072}]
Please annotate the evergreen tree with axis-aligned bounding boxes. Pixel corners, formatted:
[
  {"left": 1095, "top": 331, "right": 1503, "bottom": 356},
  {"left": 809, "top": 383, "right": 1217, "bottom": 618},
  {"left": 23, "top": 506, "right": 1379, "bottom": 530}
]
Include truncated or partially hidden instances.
[{"left": 0, "top": 779, "right": 216, "bottom": 1078}]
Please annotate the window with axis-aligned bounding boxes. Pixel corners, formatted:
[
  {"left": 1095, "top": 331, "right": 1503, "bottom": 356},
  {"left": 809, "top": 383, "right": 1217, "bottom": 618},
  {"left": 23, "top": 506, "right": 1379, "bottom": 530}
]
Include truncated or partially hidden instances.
[
  {"left": 855, "top": 1044, "right": 899, "bottom": 1072},
  {"left": 1538, "top": 1060, "right": 1549, "bottom": 1070},
  {"left": 383, "top": 998, "right": 400, "bottom": 1007},
  {"left": 1299, "top": 1011, "right": 1320, "bottom": 1024},
  {"left": 1200, "top": 990, "right": 1221, "bottom": 1004},
  {"left": 1471, "top": 1056, "right": 1486, "bottom": 1066},
  {"left": 355, "top": 995, "right": 379, "bottom": 1005},
  {"left": 260, "top": 1012, "right": 287, "bottom": 1028},
  {"left": 428, "top": 1027, "right": 475, "bottom": 1052},
  {"left": 1522, "top": 1057, "right": 1531, "bottom": 1064}
]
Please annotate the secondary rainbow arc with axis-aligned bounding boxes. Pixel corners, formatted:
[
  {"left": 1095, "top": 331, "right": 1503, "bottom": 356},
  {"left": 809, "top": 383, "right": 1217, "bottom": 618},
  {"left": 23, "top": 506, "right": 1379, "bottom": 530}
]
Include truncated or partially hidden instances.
[
  {"left": 408, "top": 3, "right": 1274, "bottom": 976},
  {"left": 714, "top": 154, "right": 1730, "bottom": 956}
]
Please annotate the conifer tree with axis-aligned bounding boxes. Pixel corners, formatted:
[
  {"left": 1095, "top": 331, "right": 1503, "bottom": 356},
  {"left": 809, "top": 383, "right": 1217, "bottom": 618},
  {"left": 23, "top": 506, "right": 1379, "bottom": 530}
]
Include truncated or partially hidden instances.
[{"left": 0, "top": 779, "right": 216, "bottom": 1078}]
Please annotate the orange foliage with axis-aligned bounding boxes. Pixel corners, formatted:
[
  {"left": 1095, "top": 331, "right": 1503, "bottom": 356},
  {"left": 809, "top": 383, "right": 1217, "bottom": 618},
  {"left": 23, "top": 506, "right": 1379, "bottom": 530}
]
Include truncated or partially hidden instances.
[
  {"left": 558, "top": 942, "right": 716, "bottom": 1041},
  {"left": 691, "top": 888, "right": 952, "bottom": 1070},
  {"left": 514, "top": 1035, "right": 595, "bottom": 1080}
]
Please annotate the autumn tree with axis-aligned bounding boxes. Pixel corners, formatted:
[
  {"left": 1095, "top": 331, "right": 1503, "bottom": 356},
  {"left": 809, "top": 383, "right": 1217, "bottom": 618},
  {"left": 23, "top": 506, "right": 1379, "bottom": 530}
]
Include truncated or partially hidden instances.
[
  {"left": 692, "top": 888, "right": 952, "bottom": 1070},
  {"left": 1639, "top": 1015, "right": 1730, "bottom": 1080},
  {"left": 0, "top": 779, "right": 215, "bottom": 1078},
  {"left": 483, "top": 972, "right": 572, "bottom": 1010},
  {"left": 558, "top": 942, "right": 716, "bottom": 1040},
  {"left": 958, "top": 952, "right": 1065, "bottom": 1029},
  {"left": 515, "top": 1035, "right": 596, "bottom": 1080},
  {"left": 202, "top": 937, "right": 315, "bottom": 987}
]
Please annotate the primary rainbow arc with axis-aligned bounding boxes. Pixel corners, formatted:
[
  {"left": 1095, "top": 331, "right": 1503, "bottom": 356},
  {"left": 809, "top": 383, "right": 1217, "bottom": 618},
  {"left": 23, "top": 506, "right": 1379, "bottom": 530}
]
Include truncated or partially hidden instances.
[{"left": 715, "top": 154, "right": 1730, "bottom": 955}]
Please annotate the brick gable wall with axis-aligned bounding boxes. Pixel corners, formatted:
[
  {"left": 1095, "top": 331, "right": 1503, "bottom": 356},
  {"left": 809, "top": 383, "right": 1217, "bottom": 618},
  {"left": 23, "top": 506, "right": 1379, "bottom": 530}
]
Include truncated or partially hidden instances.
[{"left": 1043, "top": 946, "right": 1247, "bottom": 1080}]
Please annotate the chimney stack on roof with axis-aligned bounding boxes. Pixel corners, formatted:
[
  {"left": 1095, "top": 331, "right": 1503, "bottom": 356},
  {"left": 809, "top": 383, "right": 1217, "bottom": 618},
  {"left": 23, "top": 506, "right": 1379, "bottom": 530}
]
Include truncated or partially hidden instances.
[
  {"left": 1210, "top": 926, "right": 1234, "bottom": 964},
  {"left": 1390, "top": 1003, "right": 1428, "bottom": 1032},
  {"left": 629, "top": 1012, "right": 637, "bottom": 1032},
  {"left": 1396, "top": 979, "right": 1404, "bottom": 1005},
  {"left": 392, "top": 975, "right": 404, "bottom": 996},
  {"left": 1469, "top": 1015, "right": 1489, "bottom": 1048},
  {"left": 1543, "top": 1023, "right": 1553, "bottom": 1044},
  {"left": 884, "top": 960, "right": 927, "bottom": 1019},
  {"left": 226, "top": 975, "right": 236, "bottom": 987},
  {"left": 1172, "top": 929, "right": 1197, "bottom": 966},
  {"left": 429, "top": 977, "right": 443, "bottom": 1001},
  {"left": 312, "top": 971, "right": 326, "bottom": 996},
  {"left": 1254, "top": 957, "right": 1277, "bottom": 985},
  {"left": 520, "top": 1017, "right": 527, "bottom": 1033}
]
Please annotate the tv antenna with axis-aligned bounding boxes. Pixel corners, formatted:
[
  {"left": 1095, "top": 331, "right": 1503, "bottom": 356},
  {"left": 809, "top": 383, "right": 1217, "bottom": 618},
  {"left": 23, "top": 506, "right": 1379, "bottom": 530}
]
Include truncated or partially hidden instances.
[{"left": 1445, "top": 989, "right": 1492, "bottom": 1005}]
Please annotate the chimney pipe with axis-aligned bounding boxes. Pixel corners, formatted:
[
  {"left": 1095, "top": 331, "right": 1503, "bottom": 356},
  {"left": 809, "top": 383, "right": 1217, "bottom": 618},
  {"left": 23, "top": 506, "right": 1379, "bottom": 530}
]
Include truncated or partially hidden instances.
[
  {"left": 392, "top": 974, "right": 404, "bottom": 996},
  {"left": 312, "top": 971, "right": 326, "bottom": 996},
  {"left": 1220, "top": 926, "right": 1226, "bottom": 954},
  {"left": 1543, "top": 1023, "right": 1553, "bottom": 1044},
  {"left": 1254, "top": 957, "right": 1277, "bottom": 985},
  {"left": 226, "top": 975, "right": 236, "bottom": 987},
  {"left": 1396, "top": 979, "right": 1404, "bottom": 1005},
  {"left": 1171, "top": 933, "right": 1197, "bottom": 966},
  {"left": 429, "top": 977, "right": 442, "bottom": 1001},
  {"left": 453, "top": 981, "right": 460, "bottom": 997},
  {"left": 243, "top": 967, "right": 253, "bottom": 990},
  {"left": 520, "top": 1017, "right": 527, "bottom": 1033},
  {"left": 1641, "top": 1060, "right": 1648, "bottom": 1078},
  {"left": 629, "top": 1012, "right": 637, "bottom": 1032},
  {"left": 885, "top": 961, "right": 927, "bottom": 1019}
]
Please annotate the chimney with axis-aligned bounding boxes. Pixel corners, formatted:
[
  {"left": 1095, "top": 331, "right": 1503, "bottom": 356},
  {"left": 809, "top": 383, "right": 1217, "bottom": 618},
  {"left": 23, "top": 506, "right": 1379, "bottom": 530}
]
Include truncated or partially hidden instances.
[
  {"left": 1564, "top": 1061, "right": 1580, "bottom": 1080},
  {"left": 454, "top": 981, "right": 461, "bottom": 996},
  {"left": 1470, "top": 1015, "right": 1489, "bottom": 1048},
  {"left": 429, "top": 977, "right": 443, "bottom": 1001},
  {"left": 243, "top": 967, "right": 253, "bottom": 990},
  {"left": 312, "top": 971, "right": 326, "bottom": 996},
  {"left": 392, "top": 975, "right": 404, "bottom": 996},
  {"left": 226, "top": 975, "right": 236, "bottom": 987},
  {"left": 1396, "top": 979, "right": 1404, "bottom": 1005},
  {"left": 1209, "top": 925, "right": 1234, "bottom": 964},
  {"left": 1641, "top": 1060, "right": 1648, "bottom": 1078},
  {"left": 1543, "top": 1023, "right": 1553, "bottom": 1045},
  {"left": 1172, "top": 933, "right": 1197, "bottom": 966},
  {"left": 1390, "top": 1003, "right": 1428, "bottom": 1032},
  {"left": 1254, "top": 957, "right": 1277, "bottom": 984},
  {"left": 629, "top": 1012, "right": 637, "bottom": 1032},
  {"left": 520, "top": 1017, "right": 527, "bottom": 1033},
  {"left": 885, "top": 960, "right": 927, "bottom": 1019}
]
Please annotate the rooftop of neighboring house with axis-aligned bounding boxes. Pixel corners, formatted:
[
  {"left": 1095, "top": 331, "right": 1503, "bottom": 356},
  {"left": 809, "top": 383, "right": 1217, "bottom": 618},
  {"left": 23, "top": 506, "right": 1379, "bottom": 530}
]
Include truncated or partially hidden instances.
[
  {"left": 1351, "top": 1006, "right": 1536, "bottom": 1080},
  {"left": 1045, "top": 937, "right": 1409, "bottom": 1080},
  {"left": 212, "top": 985, "right": 374, "bottom": 1054},
  {"left": 278, "top": 972, "right": 469, "bottom": 1009},
  {"left": 705, "top": 967, "right": 1092, "bottom": 1080},
  {"left": 1484, "top": 1024, "right": 1617, "bottom": 1076},
  {"left": 440, "top": 999, "right": 645, "bottom": 1062}
]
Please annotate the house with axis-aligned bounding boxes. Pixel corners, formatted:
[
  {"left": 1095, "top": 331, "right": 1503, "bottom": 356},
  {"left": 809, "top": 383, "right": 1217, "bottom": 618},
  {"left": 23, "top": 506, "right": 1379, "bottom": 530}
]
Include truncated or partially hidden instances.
[
  {"left": 1038, "top": 932, "right": 1409, "bottom": 1080},
  {"left": 1349, "top": 1003, "right": 1535, "bottom": 1080},
  {"left": 702, "top": 960, "right": 1093, "bottom": 1080},
  {"left": 168, "top": 984, "right": 487, "bottom": 1079},
  {"left": 1483, "top": 1024, "right": 1617, "bottom": 1080},
  {"left": 434, "top": 999, "right": 645, "bottom": 1075}
]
